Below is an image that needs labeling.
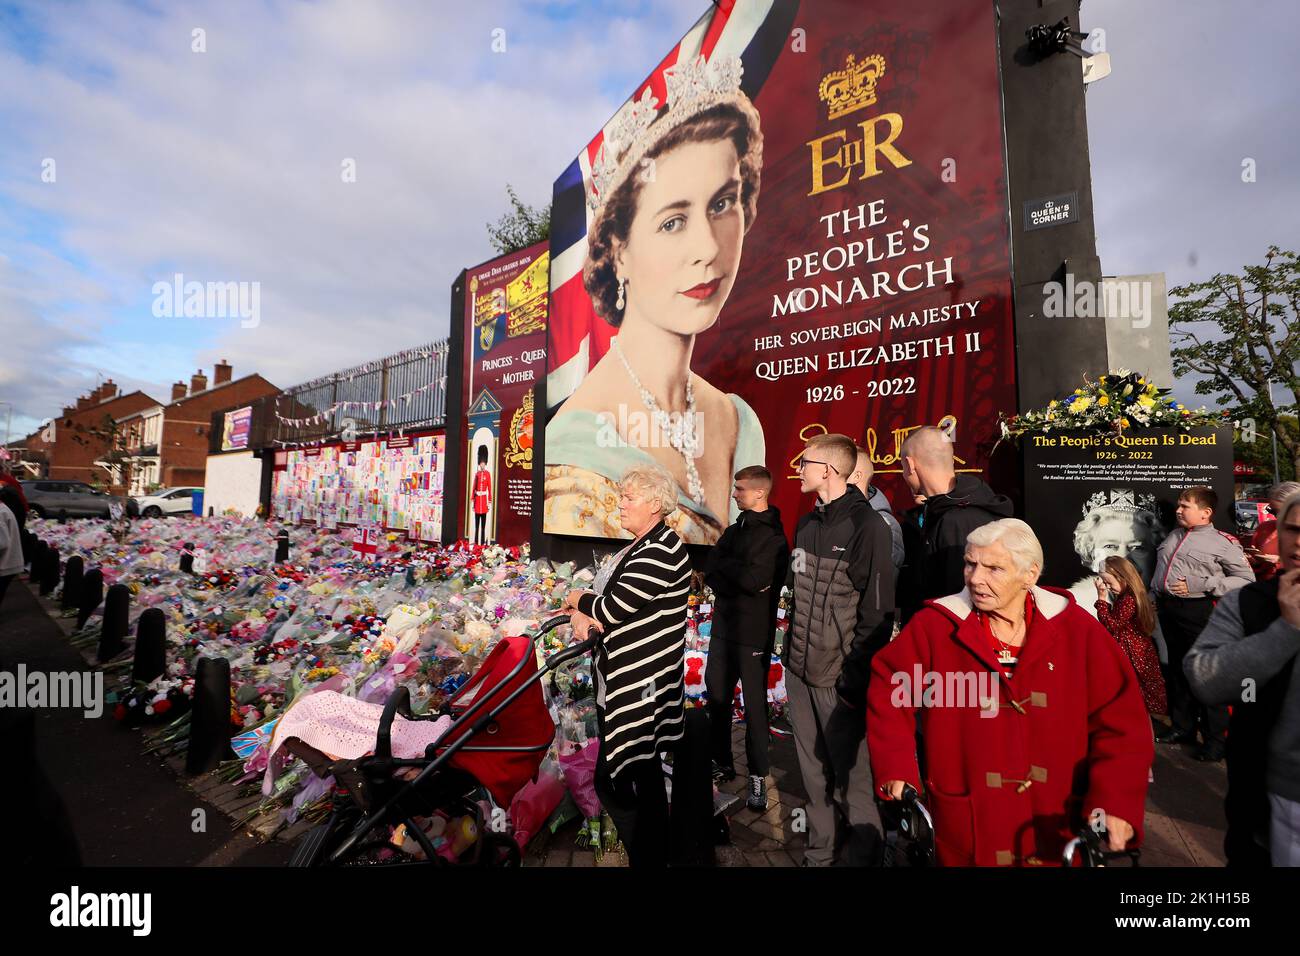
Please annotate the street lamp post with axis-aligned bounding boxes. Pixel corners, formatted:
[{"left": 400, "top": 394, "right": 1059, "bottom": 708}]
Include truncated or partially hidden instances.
[
  {"left": 0, "top": 402, "right": 12, "bottom": 465},
  {"left": 1268, "top": 379, "right": 1281, "bottom": 482}
]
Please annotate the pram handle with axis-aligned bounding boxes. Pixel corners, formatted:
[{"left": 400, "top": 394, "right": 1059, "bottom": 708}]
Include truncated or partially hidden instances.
[
  {"left": 900, "top": 784, "right": 934, "bottom": 835},
  {"left": 1062, "top": 826, "right": 1141, "bottom": 867},
  {"left": 876, "top": 783, "right": 936, "bottom": 867}
]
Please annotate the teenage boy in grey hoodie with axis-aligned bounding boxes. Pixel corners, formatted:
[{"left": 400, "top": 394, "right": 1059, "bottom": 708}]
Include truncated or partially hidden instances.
[
  {"left": 1152, "top": 486, "right": 1255, "bottom": 760},
  {"left": 1185, "top": 489, "right": 1300, "bottom": 865}
]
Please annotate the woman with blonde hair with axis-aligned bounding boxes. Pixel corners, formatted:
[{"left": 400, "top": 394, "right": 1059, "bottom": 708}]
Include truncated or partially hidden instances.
[
  {"left": 545, "top": 54, "right": 766, "bottom": 545},
  {"left": 561, "top": 463, "right": 689, "bottom": 866}
]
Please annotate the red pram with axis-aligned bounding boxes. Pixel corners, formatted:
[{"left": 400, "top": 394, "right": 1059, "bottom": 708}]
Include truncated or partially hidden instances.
[
  {"left": 289, "top": 615, "right": 593, "bottom": 867},
  {"left": 432, "top": 633, "right": 557, "bottom": 804}
]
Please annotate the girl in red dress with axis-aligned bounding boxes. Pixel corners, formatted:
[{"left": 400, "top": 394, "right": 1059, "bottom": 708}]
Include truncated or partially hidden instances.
[{"left": 1094, "top": 556, "right": 1167, "bottom": 716}]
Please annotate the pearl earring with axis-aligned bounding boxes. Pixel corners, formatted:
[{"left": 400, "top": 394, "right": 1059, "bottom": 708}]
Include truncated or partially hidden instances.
[{"left": 616, "top": 278, "right": 626, "bottom": 311}]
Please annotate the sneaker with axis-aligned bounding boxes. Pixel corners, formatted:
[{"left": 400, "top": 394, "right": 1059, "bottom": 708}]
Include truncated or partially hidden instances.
[
  {"left": 747, "top": 774, "right": 767, "bottom": 812},
  {"left": 712, "top": 761, "right": 736, "bottom": 783},
  {"left": 1154, "top": 727, "right": 1195, "bottom": 745}
]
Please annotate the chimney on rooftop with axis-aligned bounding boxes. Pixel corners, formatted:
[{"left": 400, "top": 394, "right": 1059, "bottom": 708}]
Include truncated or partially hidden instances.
[
  {"left": 97, "top": 379, "right": 118, "bottom": 402},
  {"left": 171, "top": 381, "right": 188, "bottom": 401},
  {"left": 190, "top": 369, "right": 208, "bottom": 395},
  {"left": 76, "top": 395, "right": 92, "bottom": 411},
  {"left": 213, "top": 359, "right": 232, "bottom": 385}
]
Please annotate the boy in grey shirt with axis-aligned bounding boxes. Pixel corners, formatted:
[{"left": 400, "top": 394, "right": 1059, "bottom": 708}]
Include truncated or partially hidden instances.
[{"left": 1152, "top": 486, "right": 1254, "bottom": 760}]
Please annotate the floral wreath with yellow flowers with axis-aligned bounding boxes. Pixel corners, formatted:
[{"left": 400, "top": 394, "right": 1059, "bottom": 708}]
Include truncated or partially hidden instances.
[{"left": 996, "top": 370, "right": 1227, "bottom": 447}]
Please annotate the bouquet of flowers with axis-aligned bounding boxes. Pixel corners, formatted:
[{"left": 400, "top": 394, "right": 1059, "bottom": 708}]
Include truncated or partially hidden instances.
[
  {"left": 114, "top": 674, "right": 196, "bottom": 725},
  {"left": 32, "top": 514, "right": 624, "bottom": 844},
  {"left": 574, "top": 810, "right": 620, "bottom": 859}
]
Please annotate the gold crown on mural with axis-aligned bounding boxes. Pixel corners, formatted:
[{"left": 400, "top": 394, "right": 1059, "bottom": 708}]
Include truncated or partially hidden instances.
[
  {"left": 586, "top": 54, "right": 746, "bottom": 213},
  {"left": 818, "top": 52, "right": 887, "bottom": 120},
  {"left": 1083, "top": 489, "right": 1158, "bottom": 517}
]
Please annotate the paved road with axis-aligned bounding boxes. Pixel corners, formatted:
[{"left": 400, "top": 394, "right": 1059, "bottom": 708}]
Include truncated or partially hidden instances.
[{"left": 1, "top": 579, "right": 290, "bottom": 866}]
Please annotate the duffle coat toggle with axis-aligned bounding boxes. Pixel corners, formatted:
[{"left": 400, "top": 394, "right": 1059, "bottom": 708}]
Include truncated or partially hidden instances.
[{"left": 986, "top": 765, "right": 1049, "bottom": 793}]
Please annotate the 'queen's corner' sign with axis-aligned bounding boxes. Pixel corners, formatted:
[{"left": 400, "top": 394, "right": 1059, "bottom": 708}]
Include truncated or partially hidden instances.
[{"left": 1024, "top": 191, "right": 1079, "bottom": 231}]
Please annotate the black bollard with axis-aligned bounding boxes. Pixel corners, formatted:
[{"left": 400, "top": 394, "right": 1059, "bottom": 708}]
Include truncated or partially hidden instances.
[
  {"left": 30, "top": 541, "right": 43, "bottom": 587},
  {"left": 78, "top": 568, "right": 104, "bottom": 630},
  {"left": 179, "top": 542, "right": 195, "bottom": 575},
  {"left": 97, "top": 583, "right": 130, "bottom": 662},
  {"left": 132, "top": 608, "right": 167, "bottom": 684},
  {"left": 186, "top": 656, "right": 235, "bottom": 774},
  {"left": 274, "top": 528, "right": 290, "bottom": 564},
  {"left": 39, "top": 547, "right": 61, "bottom": 596},
  {"left": 28, "top": 539, "right": 47, "bottom": 581},
  {"left": 57, "top": 509, "right": 67, "bottom": 524},
  {"left": 61, "top": 556, "right": 85, "bottom": 611}
]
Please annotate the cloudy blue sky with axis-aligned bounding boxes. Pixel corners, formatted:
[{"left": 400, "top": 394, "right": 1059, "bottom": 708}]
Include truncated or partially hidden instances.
[{"left": 0, "top": 0, "right": 1295, "bottom": 441}]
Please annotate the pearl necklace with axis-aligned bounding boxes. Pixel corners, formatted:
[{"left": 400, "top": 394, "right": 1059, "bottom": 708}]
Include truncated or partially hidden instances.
[{"left": 611, "top": 337, "right": 705, "bottom": 505}]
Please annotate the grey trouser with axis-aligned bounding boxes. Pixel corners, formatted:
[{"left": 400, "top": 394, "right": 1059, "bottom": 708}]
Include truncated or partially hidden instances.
[
  {"left": 785, "top": 669, "right": 879, "bottom": 866},
  {"left": 1270, "top": 792, "right": 1300, "bottom": 867}
]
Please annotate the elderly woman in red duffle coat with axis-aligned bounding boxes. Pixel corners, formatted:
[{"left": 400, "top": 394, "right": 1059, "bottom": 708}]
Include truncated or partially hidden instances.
[{"left": 868, "top": 518, "right": 1153, "bottom": 867}]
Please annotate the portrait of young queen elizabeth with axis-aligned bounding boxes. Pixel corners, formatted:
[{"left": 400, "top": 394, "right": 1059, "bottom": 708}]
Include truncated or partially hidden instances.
[{"left": 545, "top": 55, "right": 767, "bottom": 545}]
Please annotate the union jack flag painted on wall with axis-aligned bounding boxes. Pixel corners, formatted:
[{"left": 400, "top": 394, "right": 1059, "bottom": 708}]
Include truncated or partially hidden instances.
[{"left": 545, "top": 0, "right": 797, "bottom": 407}]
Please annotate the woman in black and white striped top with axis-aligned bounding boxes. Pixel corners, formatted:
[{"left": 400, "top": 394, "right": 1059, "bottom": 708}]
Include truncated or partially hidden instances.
[{"left": 562, "top": 463, "right": 688, "bottom": 867}]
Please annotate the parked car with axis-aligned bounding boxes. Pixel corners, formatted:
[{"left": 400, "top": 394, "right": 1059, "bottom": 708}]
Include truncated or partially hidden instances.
[
  {"left": 134, "top": 486, "right": 202, "bottom": 518},
  {"left": 1235, "top": 499, "right": 1267, "bottom": 537},
  {"left": 21, "top": 480, "right": 139, "bottom": 519}
]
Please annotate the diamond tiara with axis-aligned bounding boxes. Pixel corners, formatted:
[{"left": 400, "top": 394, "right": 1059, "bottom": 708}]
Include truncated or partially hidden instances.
[
  {"left": 1083, "top": 489, "right": 1158, "bottom": 517},
  {"left": 586, "top": 54, "right": 747, "bottom": 213}
]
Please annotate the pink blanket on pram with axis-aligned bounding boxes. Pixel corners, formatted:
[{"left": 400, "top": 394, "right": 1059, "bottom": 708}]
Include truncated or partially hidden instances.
[{"left": 268, "top": 690, "right": 453, "bottom": 768}]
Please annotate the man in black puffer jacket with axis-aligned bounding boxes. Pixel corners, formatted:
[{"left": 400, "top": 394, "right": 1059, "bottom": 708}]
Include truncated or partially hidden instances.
[
  {"left": 896, "top": 425, "right": 1013, "bottom": 623},
  {"left": 784, "top": 432, "right": 894, "bottom": 866},
  {"left": 704, "top": 466, "right": 790, "bottom": 811}
]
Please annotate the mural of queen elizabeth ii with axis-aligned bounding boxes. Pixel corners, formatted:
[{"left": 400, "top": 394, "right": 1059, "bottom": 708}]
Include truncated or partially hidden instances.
[
  {"left": 544, "top": 54, "right": 766, "bottom": 545},
  {"left": 1068, "top": 489, "right": 1167, "bottom": 615}
]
